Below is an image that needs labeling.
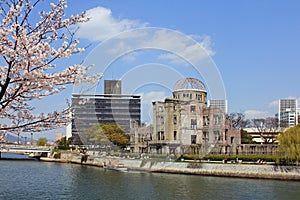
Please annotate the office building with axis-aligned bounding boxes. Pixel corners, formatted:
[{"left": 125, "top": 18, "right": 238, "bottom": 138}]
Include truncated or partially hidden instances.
[
  {"left": 71, "top": 80, "right": 141, "bottom": 145},
  {"left": 278, "top": 99, "right": 298, "bottom": 127},
  {"left": 208, "top": 99, "right": 228, "bottom": 114}
]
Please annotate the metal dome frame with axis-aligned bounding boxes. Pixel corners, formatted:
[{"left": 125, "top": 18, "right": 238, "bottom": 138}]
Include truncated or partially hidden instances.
[{"left": 173, "top": 78, "right": 206, "bottom": 92}]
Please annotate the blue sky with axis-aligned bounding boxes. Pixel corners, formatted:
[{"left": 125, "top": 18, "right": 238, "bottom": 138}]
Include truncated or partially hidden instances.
[
  {"left": 22, "top": 1, "right": 300, "bottom": 139},
  {"left": 68, "top": 0, "right": 299, "bottom": 117}
]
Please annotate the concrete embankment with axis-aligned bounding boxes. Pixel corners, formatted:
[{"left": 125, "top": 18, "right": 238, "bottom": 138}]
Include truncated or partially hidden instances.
[{"left": 41, "top": 153, "right": 300, "bottom": 181}]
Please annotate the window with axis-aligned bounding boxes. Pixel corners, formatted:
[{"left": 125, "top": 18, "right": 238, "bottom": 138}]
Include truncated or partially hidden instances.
[
  {"left": 214, "top": 115, "right": 221, "bottom": 125},
  {"left": 203, "top": 115, "right": 209, "bottom": 126},
  {"left": 190, "top": 105, "right": 196, "bottom": 113},
  {"left": 225, "top": 129, "right": 228, "bottom": 141},
  {"left": 141, "top": 134, "right": 144, "bottom": 142},
  {"left": 174, "top": 131, "right": 177, "bottom": 140},
  {"left": 231, "top": 137, "right": 234, "bottom": 144},
  {"left": 161, "top": 131, "right": 165, "bottom": 140},
  {"left": 158, "top": 131, "right": 165, "bottom": 141},
  {"left": 173, "top": 115, "right": 177, "bottom": 125},
  {"left": 158, "top": 106, "right": 163, "bottom": 112},
  {"left": 203, "top": 132, "right": 209, "bottom": 141},
  {"left": 157, "top": 116, "right": 164, "bottom": 125},
  {"left": 191, "top": 135, "right": 197, "bottom": 144},
  {"left": 191, "top": 119, "right": 197, "bottom": 129},
  {"left": 214, "top": 131, "right": 220, "bottom": 141}
]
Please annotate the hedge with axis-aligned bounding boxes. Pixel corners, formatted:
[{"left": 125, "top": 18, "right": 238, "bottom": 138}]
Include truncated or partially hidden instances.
[{"left": 180, "top": 154, "right": 288, "bottom": 165}]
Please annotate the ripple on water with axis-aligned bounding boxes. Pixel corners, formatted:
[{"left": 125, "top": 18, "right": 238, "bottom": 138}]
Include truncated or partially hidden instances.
[{"left": 0, "top": 161, "right": 300, "bottom": 200}]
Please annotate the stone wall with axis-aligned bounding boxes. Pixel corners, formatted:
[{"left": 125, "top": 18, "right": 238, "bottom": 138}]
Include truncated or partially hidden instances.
[
  {"left": 43, "top": 153, "right": 300, "bottom": 180},
  {"left": 119, "top": 159, "right": 300, "bottom": 180}
]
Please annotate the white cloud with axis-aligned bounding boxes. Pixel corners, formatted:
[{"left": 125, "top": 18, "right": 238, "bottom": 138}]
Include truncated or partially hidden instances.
[
  {"left": 76, "top": 6, "right": 147, "bottom": 41},
  {"left": 268, "top": 100, "right": 278, "bottom": 109},
  {"left": 244, "top": 110, "right": 271, "bottom": 119},
  {"left": 139, "top": 30, "right": 214, "bottom": 65},
  {"left": 76, "top": 7, "right": 214, "bottom": 65},
  {"left": 157, "top": 34, "right": 215, "bottom": 65},
  {"left": 141, "top": 91, "right": 166, "bottom": 105}
]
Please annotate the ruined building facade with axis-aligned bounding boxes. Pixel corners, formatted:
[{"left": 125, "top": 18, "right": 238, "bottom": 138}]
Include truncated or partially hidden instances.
[{"left": 130, "top": 78, "right": 240, "bottom": 156}]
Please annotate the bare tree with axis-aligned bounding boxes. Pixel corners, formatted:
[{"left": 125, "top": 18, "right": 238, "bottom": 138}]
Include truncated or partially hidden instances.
[
  {"left": 227, "top": 112, "right": 250, "bottom": 129},
  {"left": 251, "top": 117, "right": 282, "bottom": 144},
  {"left": 0, "top": 0, "right": 101, "bottom": 139}
]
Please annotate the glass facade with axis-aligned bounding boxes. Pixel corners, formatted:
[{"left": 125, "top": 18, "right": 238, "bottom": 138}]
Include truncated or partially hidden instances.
[{"left": 71, "top": 94, "right": 141, "bottom": 144}]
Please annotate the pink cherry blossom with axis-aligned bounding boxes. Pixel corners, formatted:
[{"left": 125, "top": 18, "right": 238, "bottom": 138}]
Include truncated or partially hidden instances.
[{"left": 0, "top": 0, "right": 102, "bottom": 141}]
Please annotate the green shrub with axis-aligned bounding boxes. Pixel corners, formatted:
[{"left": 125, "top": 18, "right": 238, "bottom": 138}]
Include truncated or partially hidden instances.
[
  {"left": 184, "top": 154, "right": 200, "bottom": 160},
  {"left": 176, "top": 153, "right": 291, "bottom": 165},
  {"left": 175, "top": 154, "right": 200, "bottom": 161},
  {"left": 203, "top": 154, "right": 287, "bottom": 163}
]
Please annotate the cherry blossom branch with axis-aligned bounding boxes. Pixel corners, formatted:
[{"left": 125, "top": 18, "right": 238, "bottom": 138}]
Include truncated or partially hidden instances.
[{"left": 0, "top": 0, "right": 102, "bottom": 136}]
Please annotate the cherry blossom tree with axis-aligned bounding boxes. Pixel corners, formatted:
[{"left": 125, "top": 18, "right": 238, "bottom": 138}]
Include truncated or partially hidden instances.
[{"left": 0, "top": 0, "right": 101, "bottom": 140}]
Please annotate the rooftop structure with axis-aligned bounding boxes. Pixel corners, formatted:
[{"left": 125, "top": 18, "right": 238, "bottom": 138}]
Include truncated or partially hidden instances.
[{"left": 104, "top": 80, "right": 122, "bottom": 95}]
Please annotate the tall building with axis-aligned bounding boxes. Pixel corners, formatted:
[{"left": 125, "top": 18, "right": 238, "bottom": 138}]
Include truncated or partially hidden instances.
[
  {"left": 278, "top": 99, "right": 298, "bottom": 127},
  {"left": 208, "top": 99, "right": 228, "bottom": 114},
  {"left": 71, "top": 80, "right": 141, "bottom": 144}
]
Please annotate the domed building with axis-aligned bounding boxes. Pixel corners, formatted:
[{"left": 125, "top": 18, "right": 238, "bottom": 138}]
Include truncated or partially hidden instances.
[
  {"left": 130, "top": 78, "right": 241, "bottom": 156},
  {"left": 172, "top": 77, "right": 207, "bottom": 104}
]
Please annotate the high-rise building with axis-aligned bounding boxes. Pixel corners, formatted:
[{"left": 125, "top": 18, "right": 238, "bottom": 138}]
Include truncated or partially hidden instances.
[
  {"left": 71, "top": 80, "right": 141, "bottom": 145},
  {"left": 278, "top": 99, "right": 298, "bottom": 127},
  {"left": 208, "top": 99, "right": 228, "bottom": 114}
]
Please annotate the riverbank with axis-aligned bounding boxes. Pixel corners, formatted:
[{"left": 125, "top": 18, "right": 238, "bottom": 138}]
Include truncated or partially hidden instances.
[{"left": 41, "top": 153, "right": 300, "bottom": 181}]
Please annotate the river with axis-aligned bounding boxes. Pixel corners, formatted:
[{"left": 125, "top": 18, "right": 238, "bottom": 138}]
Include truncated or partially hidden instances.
[{"left": 0, "top": 155, "right": 300, "bottom": 200}]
